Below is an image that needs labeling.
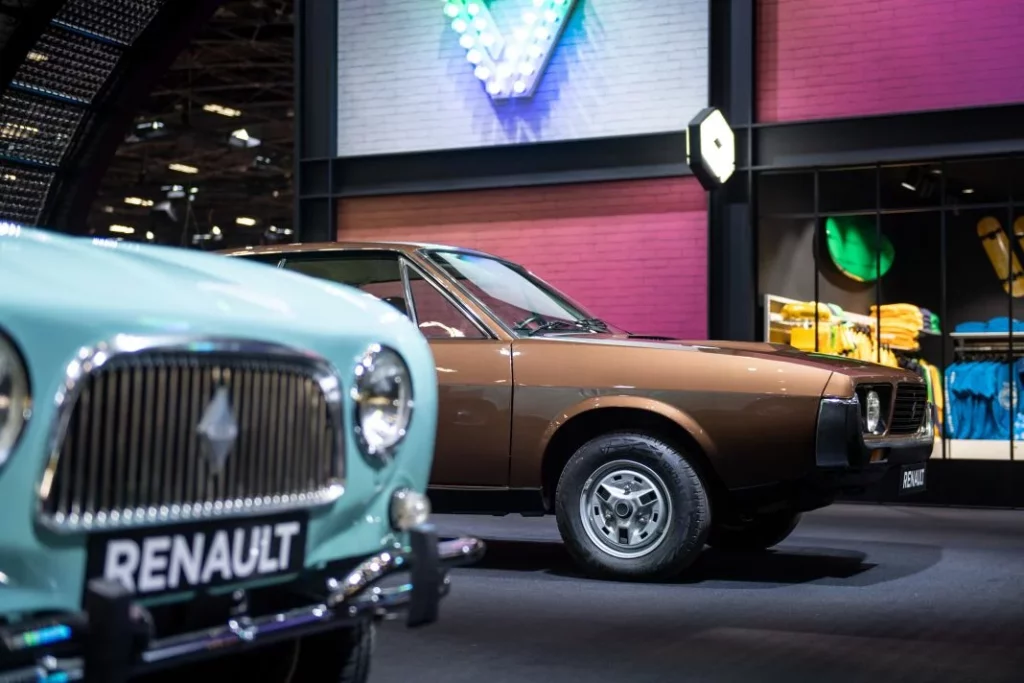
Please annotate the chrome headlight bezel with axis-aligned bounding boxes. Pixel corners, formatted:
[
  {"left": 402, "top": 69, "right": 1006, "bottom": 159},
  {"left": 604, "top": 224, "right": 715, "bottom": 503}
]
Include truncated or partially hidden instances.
[
  {"left": 864, "top": 389, "right": 883, "bottom": 434},
  {"left": 351, "top": 344, "right": 414, "bottom": 466},
  {"left": 0, "top": 331, "right": 31, "bottom": 468}
]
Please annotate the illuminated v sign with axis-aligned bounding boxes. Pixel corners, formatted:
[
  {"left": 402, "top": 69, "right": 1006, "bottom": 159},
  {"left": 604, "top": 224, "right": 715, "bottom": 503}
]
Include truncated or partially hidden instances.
[{"left": 442, "top": 0, "right": 578, "bottom": 100}]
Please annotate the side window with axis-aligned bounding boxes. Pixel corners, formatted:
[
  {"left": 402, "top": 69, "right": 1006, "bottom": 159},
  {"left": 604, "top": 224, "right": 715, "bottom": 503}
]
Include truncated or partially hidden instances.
[
  {"left": 281, "top": 253, "right": 410, "bottom": 316},
  {"left": 406, "top": 265, "right": 485, "bottom": 339}
]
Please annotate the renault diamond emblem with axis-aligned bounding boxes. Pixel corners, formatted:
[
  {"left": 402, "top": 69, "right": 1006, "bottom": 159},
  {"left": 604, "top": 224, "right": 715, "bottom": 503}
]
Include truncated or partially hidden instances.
[{"left": 196, "top": 386, "right": 238, "bottom": 475}]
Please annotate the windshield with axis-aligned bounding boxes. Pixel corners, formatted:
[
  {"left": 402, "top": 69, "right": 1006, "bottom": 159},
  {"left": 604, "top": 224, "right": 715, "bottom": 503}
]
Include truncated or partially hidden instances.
[{"left": 424, "top": 250, "right": 624, "bottom": 336}]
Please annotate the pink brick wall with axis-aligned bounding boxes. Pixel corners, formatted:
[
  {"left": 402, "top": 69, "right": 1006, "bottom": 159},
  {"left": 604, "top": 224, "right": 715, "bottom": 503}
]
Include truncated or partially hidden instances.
[
  {"left": 758, "top": 0, "right": 1024, "bottom": 122},
  {"left": 337, "top": 177, "right": 708, "bottom": 339}
]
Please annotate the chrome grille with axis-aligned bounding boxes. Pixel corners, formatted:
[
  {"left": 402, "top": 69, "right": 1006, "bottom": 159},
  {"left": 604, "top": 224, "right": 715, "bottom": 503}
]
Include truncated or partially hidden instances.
[
  {"left": 890, "top": 383, "right": 928, "bottom": 435},
  {"left": 39, "top": 341, "right": 344, "bottom": 531}
]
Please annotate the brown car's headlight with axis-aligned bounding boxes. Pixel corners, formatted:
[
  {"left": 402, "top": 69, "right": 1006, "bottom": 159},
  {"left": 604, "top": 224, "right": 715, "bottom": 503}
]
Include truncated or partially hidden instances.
[
  {"left": 352, "top": 344, "right": 414, "bottom": 465},
  {"left": 864, "top": 390, "right": 883, "bottom": 434},
  {"left": 0, "top": 333, "right": 30, "bottom": 467}
]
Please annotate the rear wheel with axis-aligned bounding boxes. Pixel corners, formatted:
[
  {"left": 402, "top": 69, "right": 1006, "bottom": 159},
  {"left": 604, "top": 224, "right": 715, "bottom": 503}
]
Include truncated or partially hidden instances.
[
  {"left": 706, "top": 510, "right": 802, "bottom": 551},
  {"left": 554, "top": 432, "right": 711, "bottom": 581}
]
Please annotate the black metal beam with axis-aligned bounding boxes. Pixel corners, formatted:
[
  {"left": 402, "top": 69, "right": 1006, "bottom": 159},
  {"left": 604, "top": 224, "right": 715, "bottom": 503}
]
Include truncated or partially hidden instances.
[
  {"left": 754, "top": 102, "right": 1024, "bottom": 170},
  {"left": 0, "top": 0, "right": 65, "bottom": 93},
  {"left": 316, "top": 132, "right": 693, "bottom": 198},
  {"left": 293, "top": 0, "right": 337, "bottom": 243},
  {"left": 706, "top": 0, "right": 756, "bottom": 341}
]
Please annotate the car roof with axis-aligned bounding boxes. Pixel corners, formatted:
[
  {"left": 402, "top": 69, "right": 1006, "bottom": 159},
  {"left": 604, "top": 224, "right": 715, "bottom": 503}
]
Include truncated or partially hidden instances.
[{"left": 217, "top": 240, "right": 502, "bottom": 260}]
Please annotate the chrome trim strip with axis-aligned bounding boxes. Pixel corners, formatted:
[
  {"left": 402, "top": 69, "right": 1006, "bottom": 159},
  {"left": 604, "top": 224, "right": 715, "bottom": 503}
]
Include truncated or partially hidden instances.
[
  {"left": 401, "top": 258, "right": 493, "bottom": 339},
  {"left": 36, "top": 335, "right": 346, "bottom": 533}
]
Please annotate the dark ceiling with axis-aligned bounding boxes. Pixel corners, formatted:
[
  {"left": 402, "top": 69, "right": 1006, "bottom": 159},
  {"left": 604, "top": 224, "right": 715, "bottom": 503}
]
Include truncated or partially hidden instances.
[{"left": 85, "top": 0, "right": 295, "bottom": 250}]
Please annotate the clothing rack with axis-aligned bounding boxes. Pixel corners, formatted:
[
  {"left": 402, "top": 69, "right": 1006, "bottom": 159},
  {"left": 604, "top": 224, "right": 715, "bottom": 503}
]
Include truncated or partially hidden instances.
[{"left": 950, "top": 332, "right": 1024, "bottom": 356}]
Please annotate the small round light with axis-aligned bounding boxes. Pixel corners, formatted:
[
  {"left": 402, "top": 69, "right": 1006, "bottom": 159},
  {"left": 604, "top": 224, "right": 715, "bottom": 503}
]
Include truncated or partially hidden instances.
[
  {"left": 534, "top": 26, "right": 550, "bottom": 40},
  {"left": 474, "top": 65, "right": 491, "bottom": 80},
  {"left": 443, "top": 2, "right": 460, "bottom": 18},
  {"left": 513, "top": 27, "right": 529, "bottom": 41},
  {"left": 544, "top": 9, "right": 558, "bottom": 22},
  {"left": 522, "top": 11, "right": 537, "bottom": 24},
  {"left": 459, "top": 33, "right": 475, "bottom": 49},
  {"left": 865, "top": 390, "right": 882, "bottom": 433},
  {"left": 466, "top": 2, "right": 481, "bottom": 16},
  {"left": 506, "top": 45, "right": 521, "bottom": 60},
  {"left": 519, "top": 61, "right": 535, "bottom": 76},
  {"left": 390, "top": 489, "right": 431, "bottom": 531},
  {"left": 528, "top": 43, "right": 543, "bottom": 57},
  {"left": 472, "top": 17, "right": 487, "bottom": 30},
  {"left": 497, "top": 62, "right": 513, "bottom": 78},
  {"left": 480, "top": 32, "right": 495, "bottom": 47},
  {"left": 486, "top": 79, "right": 503, "bottom": 95},
  {"left": 532, "top": 0, "right": 544, "bottom": 6},
  {"left": 466, "top": 49, "right": 483, "bottom": 64},
  {"left": 452, "top": 18, "right": 469, "bottom": 32},
  {"left": 513, "top": 80, "right": 527, "bottom": 94}
]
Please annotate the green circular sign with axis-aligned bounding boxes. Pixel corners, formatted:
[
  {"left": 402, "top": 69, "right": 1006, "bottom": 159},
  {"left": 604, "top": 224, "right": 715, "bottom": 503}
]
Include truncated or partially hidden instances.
[{"left": 824, "top": 216, "right": 894, "bottom": 282}]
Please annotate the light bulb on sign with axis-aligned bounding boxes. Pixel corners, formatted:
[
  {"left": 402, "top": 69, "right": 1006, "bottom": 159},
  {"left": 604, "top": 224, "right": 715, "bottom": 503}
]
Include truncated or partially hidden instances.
[
  {"left": 544, "top": 9, "right": 558, "bottom": 22},
  {"left": 486, "top": 79, "right": 503, "bottom": 95},
  {"left": 452, "top": 18, "right": 468, "bottom": 32},
  {"left": 522, "top": 11, "right": 537, "bottom": 25},
  {"left": 513, "top": 27, "right": 528, "bottom": 41},
  {"left": 534, "top": 26, "right": 549, "bottom": 40},
  {"left": 506, "top": 45, "right": 521, "bottom": 60},
  {"left": 480, "top": 33, "right": 495, "bottom": 47},
  {"left": 459, "top": 34, "right": 475, "bottom": 49},
  {"left": 528, "top": 44, "right": 543, "bottom": 57},
  {"left": 519, "top": 61, "right": 535, "bottom": 76},
  {"left": 474, "top": 65, "right": 491, "bottom": 80},
  {"left": 513, "top": 80, "right": 527, "bottom": 94},
  {"left": 466, "top": 49, "right": 484, "bottom": 64},
  {"left": 466, "top": 2, "right": 481, "bottom": 16},
  {"left": 497, "top": 62, "right": 513, "bottom": 78},
  {"left": 472, "top": 17, "right": 487, "bottom": 31},
  {"left": 443, "top": 2, "right": 460, "bottom": 18}
]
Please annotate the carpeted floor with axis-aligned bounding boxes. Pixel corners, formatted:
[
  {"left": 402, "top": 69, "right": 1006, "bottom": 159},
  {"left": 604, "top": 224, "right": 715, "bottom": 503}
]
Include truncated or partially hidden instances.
[{"left": 371, "top": 504, "right": 1024, "bottom": 683}]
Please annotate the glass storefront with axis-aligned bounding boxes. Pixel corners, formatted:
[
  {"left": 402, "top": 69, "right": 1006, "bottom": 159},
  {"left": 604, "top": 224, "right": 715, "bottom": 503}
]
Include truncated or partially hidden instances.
[{"left": 757, "top": 158, "right": 1024, "bottom": 475}]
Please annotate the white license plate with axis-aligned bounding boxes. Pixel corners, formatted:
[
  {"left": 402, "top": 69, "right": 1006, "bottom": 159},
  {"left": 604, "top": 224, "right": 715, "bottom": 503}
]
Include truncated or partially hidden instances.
[
  {"left": 86, "top": 512, "right": 307, "bottom": 597},
  {"left": 899, "top": 464, "right": 926, "bottom": 495}
]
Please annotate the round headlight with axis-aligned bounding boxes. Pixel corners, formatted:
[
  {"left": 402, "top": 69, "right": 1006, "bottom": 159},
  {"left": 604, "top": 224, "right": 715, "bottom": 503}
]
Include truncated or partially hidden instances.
[
  {"left": 352, "top": 345, "right": 413, "bottom": 464},
  {"left": 865, "top": 390, "right": 882, "bottom": 434},
  {"left": 0, "top": 334, "right": 30, "bottom": 466}
]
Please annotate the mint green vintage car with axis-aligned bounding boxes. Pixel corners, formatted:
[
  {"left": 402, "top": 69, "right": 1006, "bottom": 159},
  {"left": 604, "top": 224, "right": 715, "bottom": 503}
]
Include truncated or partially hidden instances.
[{"left": 0, "top": 222, "right": 482, "bottom": 682}]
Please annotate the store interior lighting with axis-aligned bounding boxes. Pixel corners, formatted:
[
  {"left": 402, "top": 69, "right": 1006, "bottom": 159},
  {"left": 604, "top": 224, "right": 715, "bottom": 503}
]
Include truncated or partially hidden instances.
[
  {"left": 168, "top": 162, "right": 199, "bottom": 174},
  {"left": 229, "top": 128, "right": 261, "bottom": 148},
  {"left": 109, "top": 224, "right": 134, "bottom": 235},
  {"left": 202, "top": 103, "right": 242, "bottom": 117},
  {"left": 235, "top": 216, "right": 256, "bottom": 226},
  {"left": 124, "top": 196, "right": 154, "bottom": 207}
]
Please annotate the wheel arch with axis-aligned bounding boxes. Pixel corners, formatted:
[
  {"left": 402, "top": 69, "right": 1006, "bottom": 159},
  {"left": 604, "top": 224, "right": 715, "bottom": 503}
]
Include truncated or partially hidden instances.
[{"left": 538, "top": 397, "right": 725, "bottom": 511}]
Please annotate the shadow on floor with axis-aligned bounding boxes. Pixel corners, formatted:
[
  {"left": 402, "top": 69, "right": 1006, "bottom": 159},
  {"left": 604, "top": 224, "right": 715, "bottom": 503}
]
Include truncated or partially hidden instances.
[{"left": 468, "top": 538, "right": 942, "bottom": 588}]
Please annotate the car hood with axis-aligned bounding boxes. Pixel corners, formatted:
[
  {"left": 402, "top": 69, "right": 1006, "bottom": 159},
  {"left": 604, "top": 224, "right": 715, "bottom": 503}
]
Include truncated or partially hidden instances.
[
  {"left": 0, "top": 225, "right": 396, "bottom": 333},
  {"left": 541, "top": 332, "right": 911, "bottom": 377}
]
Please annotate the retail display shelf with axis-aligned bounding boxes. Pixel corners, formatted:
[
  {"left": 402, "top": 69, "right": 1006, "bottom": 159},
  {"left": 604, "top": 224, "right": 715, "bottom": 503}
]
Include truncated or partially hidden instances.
[
  {"left": 949, "top": 331, "right": 1024, "bottom": 339},
  {"left": 941, "top": 438, "right": 1021, "bottom": 461}
]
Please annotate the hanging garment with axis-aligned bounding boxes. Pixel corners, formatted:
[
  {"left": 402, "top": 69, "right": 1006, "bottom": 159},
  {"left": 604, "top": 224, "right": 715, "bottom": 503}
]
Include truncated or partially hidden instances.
[{"left": 944, "top": 360, "right": 1024, "bottom": 440}]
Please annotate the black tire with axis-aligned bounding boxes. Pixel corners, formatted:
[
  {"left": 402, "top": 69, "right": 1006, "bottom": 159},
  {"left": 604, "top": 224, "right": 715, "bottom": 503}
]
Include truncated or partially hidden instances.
[
  {"left": 289, "top": 619, "right": 376, "bottom": 683},
  {"left": 554, "top": 431, "right": 711, "bottom": 581},
  {"left": 706, "top": 510, "right": 802, "bottom": 551}
]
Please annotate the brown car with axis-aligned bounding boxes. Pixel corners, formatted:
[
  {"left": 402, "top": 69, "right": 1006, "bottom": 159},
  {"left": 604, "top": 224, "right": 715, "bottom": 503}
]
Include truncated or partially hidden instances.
[{"left": 222, "top": 241, "right": 935, "bottom": 581}]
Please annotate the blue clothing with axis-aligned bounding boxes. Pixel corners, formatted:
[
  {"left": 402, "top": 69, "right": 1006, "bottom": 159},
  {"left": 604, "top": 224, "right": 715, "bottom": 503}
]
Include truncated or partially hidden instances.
[{"left": 944, "top": 360, "right": 1024, "bottom": 440}]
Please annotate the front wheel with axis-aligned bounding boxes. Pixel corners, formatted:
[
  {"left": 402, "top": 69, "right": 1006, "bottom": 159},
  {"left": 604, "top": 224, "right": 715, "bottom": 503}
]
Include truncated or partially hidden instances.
[
  {"left": 554, "top": 432, "right": 711, "bottom": 581},
  {"left": 706, "top": 510, "right": 802, "bottom": 551}
]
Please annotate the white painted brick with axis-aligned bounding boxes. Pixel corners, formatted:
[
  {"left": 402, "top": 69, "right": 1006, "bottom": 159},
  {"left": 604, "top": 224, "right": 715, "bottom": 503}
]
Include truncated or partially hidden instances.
[{"left": 337, "top": 0, "right": 709, "bottom": 156}]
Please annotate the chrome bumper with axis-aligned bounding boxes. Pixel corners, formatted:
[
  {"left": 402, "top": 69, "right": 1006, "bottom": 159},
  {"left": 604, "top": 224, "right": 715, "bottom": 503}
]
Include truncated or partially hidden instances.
[{"left": 0, "top": 525, "right": 484, "bottom": 683}]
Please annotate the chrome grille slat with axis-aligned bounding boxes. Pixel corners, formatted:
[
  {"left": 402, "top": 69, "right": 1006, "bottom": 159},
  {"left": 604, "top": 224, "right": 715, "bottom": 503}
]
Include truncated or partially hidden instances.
[
  {"left": 890, "top": 383, "right": 929, "bottom": 435},
  {"left": 39, "top": 342, "right": 344, "bottom": 532}
]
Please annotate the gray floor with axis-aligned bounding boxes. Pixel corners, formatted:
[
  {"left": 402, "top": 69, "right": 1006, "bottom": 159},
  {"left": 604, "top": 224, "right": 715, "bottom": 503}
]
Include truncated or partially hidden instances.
[{"left": 371, "top": 504, "right": 1024, "bottom": 683}]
